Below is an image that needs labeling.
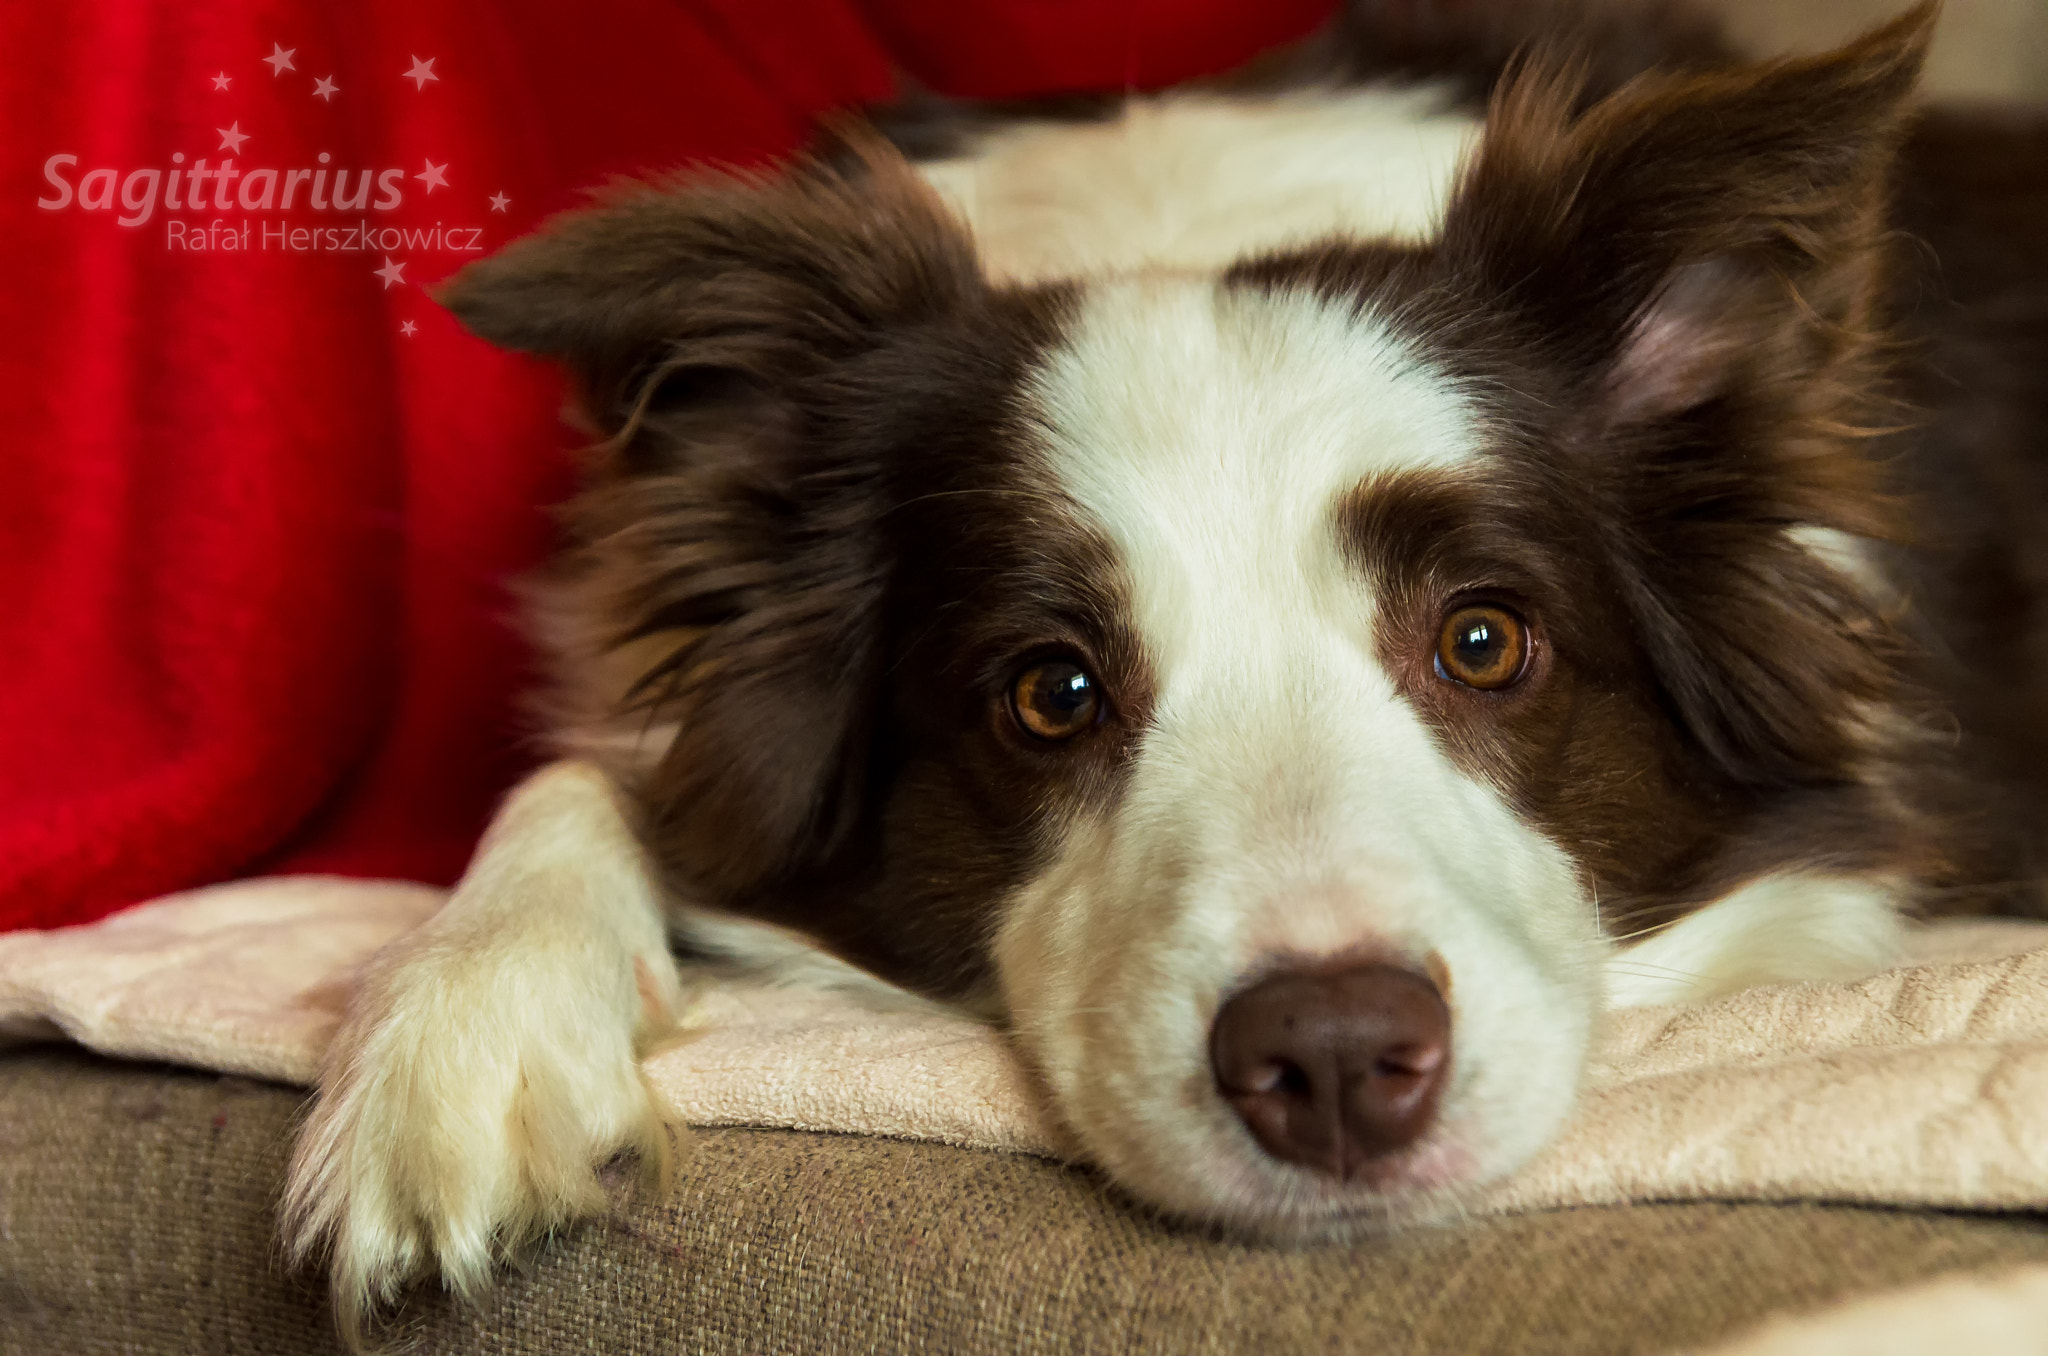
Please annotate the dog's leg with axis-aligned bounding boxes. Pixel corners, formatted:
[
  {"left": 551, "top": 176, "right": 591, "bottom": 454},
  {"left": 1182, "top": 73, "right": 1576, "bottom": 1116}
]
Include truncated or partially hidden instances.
[{"left": 281, "top": 760, "right": 681, "bottom": 1341}]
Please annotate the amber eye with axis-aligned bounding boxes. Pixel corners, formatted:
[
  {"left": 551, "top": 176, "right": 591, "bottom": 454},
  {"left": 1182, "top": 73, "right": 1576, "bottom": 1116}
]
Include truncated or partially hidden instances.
[
  {"left": 1435, "top": 604, "right": 1530, "bottom": 690},
  {"left": 1010, "top": 658, "right": 1102, "bottom": 741}
]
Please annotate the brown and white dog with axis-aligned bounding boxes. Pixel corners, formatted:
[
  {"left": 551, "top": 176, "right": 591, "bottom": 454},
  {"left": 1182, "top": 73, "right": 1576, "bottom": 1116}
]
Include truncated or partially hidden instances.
[{"left": 282, "top": 0, "right": 2048, "bottom": 1335}]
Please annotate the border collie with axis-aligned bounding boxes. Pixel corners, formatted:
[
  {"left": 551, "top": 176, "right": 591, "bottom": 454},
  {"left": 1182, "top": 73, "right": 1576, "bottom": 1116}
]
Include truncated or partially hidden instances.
[{"left": 283, "top": 0, "right": 2048, "bottom": 1335}]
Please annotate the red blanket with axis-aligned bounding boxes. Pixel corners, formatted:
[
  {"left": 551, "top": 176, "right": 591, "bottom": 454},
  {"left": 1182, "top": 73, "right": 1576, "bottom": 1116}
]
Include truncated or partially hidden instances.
[{"left": 0, "top": 0, "right": 1332, "bottom": 930}]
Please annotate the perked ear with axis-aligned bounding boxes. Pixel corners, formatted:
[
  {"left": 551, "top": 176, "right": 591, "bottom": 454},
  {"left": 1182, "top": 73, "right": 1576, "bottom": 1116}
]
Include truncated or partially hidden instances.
[
  {"left": 438, "top": 132, "right": 985, "bottom": 900},
  {"left": 1442, "top": 5, "right": 1935, "bottom": 786},
  {"left": 1443, "top": 0, "right": 1932, "bottom": 445}
]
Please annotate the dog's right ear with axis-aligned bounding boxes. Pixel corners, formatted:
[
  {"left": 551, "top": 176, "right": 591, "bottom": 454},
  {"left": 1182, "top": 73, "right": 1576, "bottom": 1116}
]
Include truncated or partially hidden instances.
[
  {"left": 439, "top": 133, "right": 986, "bottom": 903},
  {"left": 439, "top": 129, "right": 981, "bottom": 448}
]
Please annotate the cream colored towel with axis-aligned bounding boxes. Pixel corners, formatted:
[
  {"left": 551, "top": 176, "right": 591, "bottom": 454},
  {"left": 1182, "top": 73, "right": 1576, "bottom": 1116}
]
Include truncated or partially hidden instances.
[
  {"left": 1699, "top": 1264, "right": 2048, "bottom": 1356},
  {"left": 4, "top": 874, "right": 2047, "bottom": 1220}
]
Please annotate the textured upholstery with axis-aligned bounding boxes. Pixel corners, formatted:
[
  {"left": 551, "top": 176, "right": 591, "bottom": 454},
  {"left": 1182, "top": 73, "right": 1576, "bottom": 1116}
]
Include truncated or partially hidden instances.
[{"left": 6, "top": 1048, "right": 2048, "bottom": 1355}]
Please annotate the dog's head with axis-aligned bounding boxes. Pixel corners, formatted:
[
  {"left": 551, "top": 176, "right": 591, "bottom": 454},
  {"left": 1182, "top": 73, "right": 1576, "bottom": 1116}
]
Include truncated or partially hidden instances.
[{"left": 444, "top": 9, "right": 1929, "bottom": 1233}]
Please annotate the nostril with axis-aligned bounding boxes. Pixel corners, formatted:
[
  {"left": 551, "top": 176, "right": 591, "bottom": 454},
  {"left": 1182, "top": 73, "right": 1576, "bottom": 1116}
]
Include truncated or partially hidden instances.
[
  {"left": 1241, "top": 1058, "right": 1312, "bottom": 1099},
  {"left": 1375, "top": 1041, "right": 1444, "bottom": 1080},
  {"left": 1210, "top": 962, "right": 1451, "bottom": 1180}
]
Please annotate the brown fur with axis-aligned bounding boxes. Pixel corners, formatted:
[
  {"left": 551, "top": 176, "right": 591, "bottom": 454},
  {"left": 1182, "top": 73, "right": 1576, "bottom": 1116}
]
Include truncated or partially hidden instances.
[
  {"left": 1231, "top": 7, "right": 1947, "bottom": 932},
  {"left": 443, "top": 1, "right": 2046, "bottom": 990},
  {"left": 1343, "top": 466, "right": 1922, "bottom": 934},
  {"left": 443, "top": 137, "right": 1158, "bottom": 999},
  {"left": 1884, "top": 106, "right": 2048, "bottom": 912}
]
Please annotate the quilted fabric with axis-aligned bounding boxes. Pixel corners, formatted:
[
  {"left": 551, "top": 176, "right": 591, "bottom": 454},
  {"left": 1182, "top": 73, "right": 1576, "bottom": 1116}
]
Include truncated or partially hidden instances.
[{"left": 6, "top": 877, "right": 2048, "bottom": 1219}]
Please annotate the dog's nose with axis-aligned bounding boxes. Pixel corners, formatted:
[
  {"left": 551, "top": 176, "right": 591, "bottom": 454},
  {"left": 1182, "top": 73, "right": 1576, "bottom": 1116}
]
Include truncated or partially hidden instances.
[{"left": 1210, "top": 963, "right": 1450, "bottom": 1178}]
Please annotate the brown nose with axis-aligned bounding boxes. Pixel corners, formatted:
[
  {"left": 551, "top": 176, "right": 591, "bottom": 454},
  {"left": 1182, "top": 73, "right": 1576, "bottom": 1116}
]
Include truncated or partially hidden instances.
[{"left": 1210, "top": 964, "right": 1450, "bottom": 1179}]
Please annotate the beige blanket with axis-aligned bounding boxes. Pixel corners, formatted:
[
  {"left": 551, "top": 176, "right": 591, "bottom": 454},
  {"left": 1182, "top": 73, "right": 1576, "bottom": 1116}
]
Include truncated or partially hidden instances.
[
  {"left": 5, "top": 873, "right": 2048, "bottom": 1218},
  {"left": 1701, "top": 1263, "right": 2048, "bottom": 1356},
  {"left": 10, "top": 874, "right": 2048, "bottom": 1350}
]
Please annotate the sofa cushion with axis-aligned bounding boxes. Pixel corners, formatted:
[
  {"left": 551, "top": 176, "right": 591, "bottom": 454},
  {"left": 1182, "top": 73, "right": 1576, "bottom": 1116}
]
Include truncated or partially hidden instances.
[{"left": 6, "top": 1047, "right": 2048, "bottom": 1355}]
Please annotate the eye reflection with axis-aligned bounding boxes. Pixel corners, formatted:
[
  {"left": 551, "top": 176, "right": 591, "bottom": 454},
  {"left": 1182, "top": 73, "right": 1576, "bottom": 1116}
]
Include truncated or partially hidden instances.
[
  {"left": 1010, "top": 658, "right": 1101, "bottom": 740},
  {"left": 1434, "top": 605, "right": 1529, "bottom": 690}
]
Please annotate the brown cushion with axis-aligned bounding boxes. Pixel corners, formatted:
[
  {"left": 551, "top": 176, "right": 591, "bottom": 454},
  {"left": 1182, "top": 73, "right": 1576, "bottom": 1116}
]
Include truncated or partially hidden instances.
[{"left": 5, "top": 1046, "right": 2048, "bottom": 1355}]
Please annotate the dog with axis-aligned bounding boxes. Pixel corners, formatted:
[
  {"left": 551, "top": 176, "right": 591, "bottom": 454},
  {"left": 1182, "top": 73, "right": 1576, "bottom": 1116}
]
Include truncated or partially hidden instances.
[{"left": 282, "top": 0, "right": 2048, "bottom": 1336}]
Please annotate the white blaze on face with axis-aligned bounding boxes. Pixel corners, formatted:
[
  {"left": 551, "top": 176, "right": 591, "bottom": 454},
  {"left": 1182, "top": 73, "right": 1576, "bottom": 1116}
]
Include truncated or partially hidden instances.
[{"left": 998, "top": 277, "right": 1605, "bottom": 1229}]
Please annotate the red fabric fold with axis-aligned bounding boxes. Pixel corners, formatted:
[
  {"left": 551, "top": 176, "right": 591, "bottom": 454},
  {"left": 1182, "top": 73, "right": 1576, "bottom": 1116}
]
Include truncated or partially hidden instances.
[{"left": 0, "top": 0, "right": 1333, "bottom": 931}]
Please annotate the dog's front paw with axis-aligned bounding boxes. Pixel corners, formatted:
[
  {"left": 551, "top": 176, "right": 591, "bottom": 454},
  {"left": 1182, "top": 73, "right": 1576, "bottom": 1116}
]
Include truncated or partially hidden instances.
[{"left": 281, "top": 906, "right": 680, "bottom": 1340}]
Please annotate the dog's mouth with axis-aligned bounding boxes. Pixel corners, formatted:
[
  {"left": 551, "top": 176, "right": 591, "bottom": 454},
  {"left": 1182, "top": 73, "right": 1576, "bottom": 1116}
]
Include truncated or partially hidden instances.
[
  {"left": 1126, "top": 1100, "right": 1491, "bottom": 1241},
  {"left": 994, "top": 792, "right": 1604, "bottom": 1235},
  {"left": 1008, "top": 927, "right": 1597, "bottom": 1235},
  {"left": 1206, "top": 1080, "right": 1494, "bottom": 1233},
  {"left": 1018, "top": 966, "right": 1538, "bottom": 1235}
]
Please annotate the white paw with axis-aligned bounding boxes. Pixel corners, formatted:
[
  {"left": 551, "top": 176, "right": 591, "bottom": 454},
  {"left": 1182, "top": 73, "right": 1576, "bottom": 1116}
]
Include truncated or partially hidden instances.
[{"left": 281, "top": 893, "right": 681, "bottom": 1340}]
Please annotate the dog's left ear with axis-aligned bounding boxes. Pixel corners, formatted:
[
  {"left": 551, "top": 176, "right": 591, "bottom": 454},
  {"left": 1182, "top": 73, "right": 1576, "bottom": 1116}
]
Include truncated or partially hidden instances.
[
  {"left": 1443, "top": 0, "right": 1931, "bottom": 440},
  {"left": 1440, "top": 4, "right": 1934, "bottom": 784}
]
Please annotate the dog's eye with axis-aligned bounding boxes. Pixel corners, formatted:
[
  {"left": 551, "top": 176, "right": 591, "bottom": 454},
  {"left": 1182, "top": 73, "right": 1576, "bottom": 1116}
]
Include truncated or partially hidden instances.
[
  {"left": 1434, "top": 605, "right": 1529, "bottom": 690},
  {"left": 1010, "top": 658, "right": 1101, "bottom": 741}
]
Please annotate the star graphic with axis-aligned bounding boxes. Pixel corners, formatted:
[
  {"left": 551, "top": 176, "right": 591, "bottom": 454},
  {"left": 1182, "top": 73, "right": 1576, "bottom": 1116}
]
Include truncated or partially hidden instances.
[
  {"left": 399, "top": 320, "right": 419, "bottom": 338},
  {"left": 373, "top": 257, "right": 408, "bottom": 289},
  {"left": 217, "top": 122, "right": 249, "bottom": 154},
  {"left": 403, "top": 56, "right": 439, "bottom": 90},
  {"left": 264, "top": 43, "right": 297, "bottom": 76},
  {"left": 415, "top": 159, "right": 448, "bottom": 193},
  {"left": 211, "top": 72, "right": 232, "bottom": 91},
  {"left": 312, "top": 75, "right": 339, "bottom": 102},
  {"left": 488, "top": 191, "right": 510, "bottom": 213}
]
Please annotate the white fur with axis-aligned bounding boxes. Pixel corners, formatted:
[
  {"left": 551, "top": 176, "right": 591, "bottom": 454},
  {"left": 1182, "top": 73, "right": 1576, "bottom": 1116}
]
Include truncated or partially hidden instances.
[
  {"left": 1605, "top": 873, "right": 1908, "bottom": 1008},
  {"left": 281, "top": 762, "right": 683, "bottom": 1340},
  {"left": 281, "top": 761, "right": 951, "bottom": 1337},
  {"left": 917, "top": 88, "right": 1478, "bottom": 282},
  {"left": 1788, "top": 523, "right": 1899, "bottom": 607},
  {"left": 1000, "top": 277, "right": 1606, "bottom": 1229},
  {"left": 288, "top": 85, "right": 1917, "bottom": 1321},
  {"left": 672, "top": 905, "right": 976, "bottom": 1018}
]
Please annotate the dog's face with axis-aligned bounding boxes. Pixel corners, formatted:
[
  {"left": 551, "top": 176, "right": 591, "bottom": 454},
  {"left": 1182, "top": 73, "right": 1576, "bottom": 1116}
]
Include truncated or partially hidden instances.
[{"left": 446, "top": 14, "right": 1926, "bottom": 1234}]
